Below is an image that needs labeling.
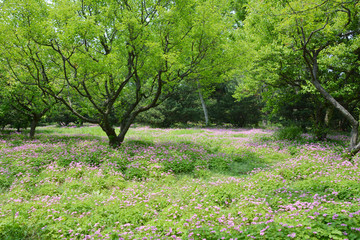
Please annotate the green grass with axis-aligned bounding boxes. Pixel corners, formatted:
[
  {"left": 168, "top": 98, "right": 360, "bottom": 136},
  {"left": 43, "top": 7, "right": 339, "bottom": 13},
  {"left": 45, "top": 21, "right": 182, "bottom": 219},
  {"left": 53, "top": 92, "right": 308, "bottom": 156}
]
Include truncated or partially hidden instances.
[{"left": 0, "top": 126, "right": 359, "bottom": 239}]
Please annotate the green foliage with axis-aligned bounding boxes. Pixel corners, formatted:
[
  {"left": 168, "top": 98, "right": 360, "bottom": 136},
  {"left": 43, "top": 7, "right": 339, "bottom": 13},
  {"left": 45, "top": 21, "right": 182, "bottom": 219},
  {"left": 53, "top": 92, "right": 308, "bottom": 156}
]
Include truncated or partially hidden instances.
[
  {"left": 137, "top": 84, "right": 202, "bottom": 127},
  {"left": 275, "top": 126, "right": 303, "bottom": 140},
  {"left": 46, "top": 104, "right": 81, "bottom": 127},
  {"left": 0, "top": 0, "right": 238, "bottom": 146},
  {"left": 0, "top": 221, "right": 43, "bottom": 240},
  {"left": 1, "top": 126, "right": 360, "bottom": 239},
  {"left": 210, "top": 83, "right": 262, "bottom": 127},
  {"left": 311, "top": 124, "right": 329, "bottom": 141},
  {"left": 234, "top": 0, "right": 360, "bottom": 154},
  {"left": 137, "top": 81, "right": 262, "bottom": 128},
  {"left": 0, "top": 92, "right": 30, "bottom": 131}
]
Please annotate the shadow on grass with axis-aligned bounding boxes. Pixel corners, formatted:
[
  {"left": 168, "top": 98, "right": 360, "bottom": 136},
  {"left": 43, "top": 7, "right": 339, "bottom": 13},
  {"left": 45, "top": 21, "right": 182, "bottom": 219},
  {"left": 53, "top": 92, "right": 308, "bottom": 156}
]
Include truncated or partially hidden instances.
[
  {"left": 123, "top": 139, "right": 157, "bottom": 148},
  {"left": 0, "top": 129, "right": 103, "bottom": 143},
  {"left": 0, "top": 221, "right": 44, "bottom": 240},
  {"left": 0, "top": 128, "right": 55, "bottom": 135},
  {"left": 123, "top": 138, "right": 282, "bottom": 178},
  {"left": 1, "top": 129, "right": 287, "bottom": 180},
  {"left": 227, "top": 152, "right": 268, "bottom": 176}
]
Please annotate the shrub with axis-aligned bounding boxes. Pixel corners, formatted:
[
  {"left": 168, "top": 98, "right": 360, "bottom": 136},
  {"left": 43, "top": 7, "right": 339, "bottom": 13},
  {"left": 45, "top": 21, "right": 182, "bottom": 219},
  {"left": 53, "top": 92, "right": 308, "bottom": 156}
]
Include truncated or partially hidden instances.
[{"left": 275, "top": 126, "right": 303, "bottom": 140}]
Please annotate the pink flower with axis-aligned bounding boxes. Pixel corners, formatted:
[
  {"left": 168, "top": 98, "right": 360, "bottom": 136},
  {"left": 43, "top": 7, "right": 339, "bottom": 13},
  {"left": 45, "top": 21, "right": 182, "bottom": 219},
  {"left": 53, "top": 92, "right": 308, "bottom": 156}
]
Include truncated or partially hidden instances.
[{"left": 288, "top": 233, "right": 296, "bottom": 238}]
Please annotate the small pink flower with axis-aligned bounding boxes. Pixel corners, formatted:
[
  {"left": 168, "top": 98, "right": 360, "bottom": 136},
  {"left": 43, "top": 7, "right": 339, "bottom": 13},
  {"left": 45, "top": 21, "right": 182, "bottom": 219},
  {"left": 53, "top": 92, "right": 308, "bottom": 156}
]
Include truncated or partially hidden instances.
[{"left": 288, "top": 233, "right": 296, "bottom": 238}]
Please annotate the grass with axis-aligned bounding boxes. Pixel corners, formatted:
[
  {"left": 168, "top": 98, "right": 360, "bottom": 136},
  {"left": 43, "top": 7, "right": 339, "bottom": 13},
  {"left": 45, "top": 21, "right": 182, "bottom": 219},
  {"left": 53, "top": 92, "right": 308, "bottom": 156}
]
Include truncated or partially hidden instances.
[{"left": 0, "top": 126, "right": 359, "bottom": 239}]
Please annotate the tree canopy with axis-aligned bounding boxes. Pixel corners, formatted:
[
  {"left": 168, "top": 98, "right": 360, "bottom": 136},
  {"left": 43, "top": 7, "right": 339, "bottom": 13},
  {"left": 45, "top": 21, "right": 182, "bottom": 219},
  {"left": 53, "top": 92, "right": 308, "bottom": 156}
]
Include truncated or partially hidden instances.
[
  {"left": 234, "top": 0, "right": 360, "bottom": 156},
  {"left": 0, "top": 0, "right": 237, "bottom": 146},
  {"left": 1, "top": 0, "right": 360, "bottom": 158}
]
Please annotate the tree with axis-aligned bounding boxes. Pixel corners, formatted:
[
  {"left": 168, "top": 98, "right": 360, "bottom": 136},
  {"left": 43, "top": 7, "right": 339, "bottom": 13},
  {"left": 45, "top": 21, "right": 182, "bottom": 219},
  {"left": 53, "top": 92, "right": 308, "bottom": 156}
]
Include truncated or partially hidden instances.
[
  {"left": 0, "top": 92, "right": 29, "bottom": 132},
  {"left": 7, "top": 84, "right": 54, "bottom": 138},
  {"left": 237, "top": 0, "right": 360, "bottom": 157},
  {"left": 0, "top": 66, "right": 55, "bottom": 137},
  {"left": 282, "top": 0, "right": 360, "bottom": 156},
  {"left": 0, "top": 19, "right": 56, "bottom": 138},
  {"left": 0, "top": 0, "right": 235, "bottom": 146}
]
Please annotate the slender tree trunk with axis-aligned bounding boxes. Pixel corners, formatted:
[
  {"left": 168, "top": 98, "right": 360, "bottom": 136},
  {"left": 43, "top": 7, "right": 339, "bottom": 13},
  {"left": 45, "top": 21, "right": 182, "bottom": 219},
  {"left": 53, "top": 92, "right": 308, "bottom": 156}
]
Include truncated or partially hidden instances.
[
  {"left": 324, "top": 107, "right": 333, "bottom": 127},
  {"left": 308, "top": 54, "right": 360, "bottom": 157},
  {"left": 28, "top": 108, "right": 51, "bottom": 139},
  {"left": 197, "top": 81, "right": 209, "bottom": 126},
  {"left": 310, "top": 78, "right": 360, "bottom": 156}
]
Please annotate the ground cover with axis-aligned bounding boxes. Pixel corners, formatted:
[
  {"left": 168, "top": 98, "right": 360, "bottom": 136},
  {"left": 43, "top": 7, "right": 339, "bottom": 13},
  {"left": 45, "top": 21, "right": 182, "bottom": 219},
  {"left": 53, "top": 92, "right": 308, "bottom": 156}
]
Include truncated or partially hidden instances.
[{"left": 0, "top": 126, "right": 359, "bottom": 239}]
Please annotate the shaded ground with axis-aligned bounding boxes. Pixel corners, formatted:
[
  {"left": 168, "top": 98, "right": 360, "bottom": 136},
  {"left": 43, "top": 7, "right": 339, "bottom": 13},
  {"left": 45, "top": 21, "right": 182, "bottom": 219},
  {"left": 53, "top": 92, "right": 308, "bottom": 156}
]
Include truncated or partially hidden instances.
[{"left": 0, "top": 126, "right": 359, "bottom": 239}]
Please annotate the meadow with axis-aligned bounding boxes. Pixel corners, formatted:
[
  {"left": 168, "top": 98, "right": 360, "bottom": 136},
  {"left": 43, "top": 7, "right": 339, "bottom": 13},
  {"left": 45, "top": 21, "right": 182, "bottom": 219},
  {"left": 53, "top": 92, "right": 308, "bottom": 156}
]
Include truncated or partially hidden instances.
[{"left": 0, "top": 126, "right": 359, "bottom": 240}]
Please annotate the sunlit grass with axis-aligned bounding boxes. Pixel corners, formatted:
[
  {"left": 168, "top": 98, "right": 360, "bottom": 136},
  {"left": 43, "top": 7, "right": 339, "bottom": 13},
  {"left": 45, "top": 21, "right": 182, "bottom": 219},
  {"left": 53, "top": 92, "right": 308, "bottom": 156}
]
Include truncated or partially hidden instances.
[{"left": 1, "top": 126, "right": 359, "bottom": 239}]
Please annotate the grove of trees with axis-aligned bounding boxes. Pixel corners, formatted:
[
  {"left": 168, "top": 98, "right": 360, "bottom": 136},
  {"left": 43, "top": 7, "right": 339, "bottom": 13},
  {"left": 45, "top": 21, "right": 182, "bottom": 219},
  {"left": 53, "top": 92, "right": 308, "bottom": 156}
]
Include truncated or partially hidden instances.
[{"left": 1, "top": 0, "right": 360, "bottom": 156}]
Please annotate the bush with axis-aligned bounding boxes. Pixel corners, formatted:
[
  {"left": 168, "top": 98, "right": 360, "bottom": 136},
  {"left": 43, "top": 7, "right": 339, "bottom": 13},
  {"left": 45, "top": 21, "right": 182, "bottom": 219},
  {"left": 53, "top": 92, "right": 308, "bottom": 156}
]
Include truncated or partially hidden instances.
[{"left": 275, "top": 126, "right": 303, "bottom": 140}]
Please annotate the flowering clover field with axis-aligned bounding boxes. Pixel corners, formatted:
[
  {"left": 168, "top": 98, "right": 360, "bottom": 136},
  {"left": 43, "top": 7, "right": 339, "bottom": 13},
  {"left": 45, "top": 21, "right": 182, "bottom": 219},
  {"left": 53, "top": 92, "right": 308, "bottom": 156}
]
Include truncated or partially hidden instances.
[{"left": 1, "top": 126, "right": 360, "bottom": 240}]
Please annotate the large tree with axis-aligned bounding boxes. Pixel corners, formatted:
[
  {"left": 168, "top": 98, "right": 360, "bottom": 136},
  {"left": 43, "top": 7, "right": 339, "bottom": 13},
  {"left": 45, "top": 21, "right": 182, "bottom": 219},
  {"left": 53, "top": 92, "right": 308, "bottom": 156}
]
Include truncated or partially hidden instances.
[
  {"left": 0, "top": 0, "right": 235, "bottom": 146},
  {"left": 237, "top": 0, "right": 360, "bottom": 157}
]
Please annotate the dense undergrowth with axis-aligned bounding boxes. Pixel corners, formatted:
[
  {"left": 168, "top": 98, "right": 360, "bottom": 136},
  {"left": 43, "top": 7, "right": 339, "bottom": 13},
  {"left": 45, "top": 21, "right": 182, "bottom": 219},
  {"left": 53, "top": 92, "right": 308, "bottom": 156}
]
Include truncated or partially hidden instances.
[{"left": 0, "top": 126, "right": 359, "bottom": 239}]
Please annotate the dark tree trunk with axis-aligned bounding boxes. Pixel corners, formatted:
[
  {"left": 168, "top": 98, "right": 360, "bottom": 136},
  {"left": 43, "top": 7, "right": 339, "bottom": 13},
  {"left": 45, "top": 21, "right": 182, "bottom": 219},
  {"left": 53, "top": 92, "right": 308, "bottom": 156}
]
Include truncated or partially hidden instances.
[
  {"left": 101, "top": 123, "right": 119, "bottom": 147},
  {"left": 117, "top": 131, "right": 126, "bottom": 146},
  {"left": 103, "top": 125, "right": 131, "bottom": 148},
  {"left": 29, "top": 117, "right": 39, "bottom": 139},
  {"left": 313, "top": 103, "right": 327, "bottom": 141},
  {"left": 29, "top": 109, "right": 50, "bottom": 138},
  {"left": 100, "top": 115, "right": 134, "bottom": 148},
  {"left": 338, "top": 119, "right": 347, "bottom": 131}
]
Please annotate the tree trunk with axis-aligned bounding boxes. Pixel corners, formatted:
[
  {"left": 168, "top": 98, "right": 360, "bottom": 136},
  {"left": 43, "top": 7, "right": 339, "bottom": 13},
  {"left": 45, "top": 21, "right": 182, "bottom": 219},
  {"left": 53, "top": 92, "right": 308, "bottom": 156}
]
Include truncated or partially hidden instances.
[
  {"left": 313, "top": 104, "right": 327, "bottom": 141},
  {"left": 197, "top": 81, "right": 209, "bottom": 126},
  {"left": 117, "top": 130, "right": 127, "bottom": 146},
  {"left": 324, "top": 107, "right": 333, "bottom": 127},
  {"left": 101, "top": 124, "right": 119, "bottom": 147},
  {"left": 100, "top": 119, "right": 133, "bottom": 148},
  {"left": 116, "top": 116, "right": 137, "bottom": 147},
  {"left": 308, "top": 54, "right": 360, "bottom": 157},
  {"left": 310, "top": 78, "right": 360, "bottom": 156},
  {"left": 29, "top": 117, "right": 39, "bottom": 138}
]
